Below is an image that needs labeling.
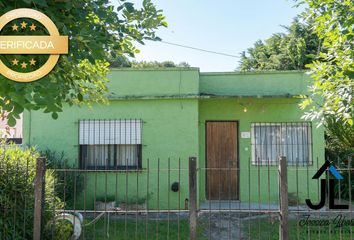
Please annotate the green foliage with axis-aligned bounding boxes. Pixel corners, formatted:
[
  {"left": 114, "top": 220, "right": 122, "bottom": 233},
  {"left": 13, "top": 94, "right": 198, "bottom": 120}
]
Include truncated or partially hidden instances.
[
  {"left": 332, "top": 156, "right": 353, "bottom": 202},
  {"left": 108, "top": 59, "right": 191, "bottom": 69},
  {"left": 325, "top": 118, "right": 354, "bottom": 157},
  {"left": 244, "top": 218, "right": 352, "bottom": 240},
  {"left": 0, "top": 142, "right": 62, "bottom": 239},
  {"left": 239, "top": 16, "right": 320, "bottom": 71},
  {"left": 325, "top": 117, "right": 353, "bottom": 201},
  {"left": 44, "top": 219, "right": 74, "bottom": 240},
  {"left": 108, "top": 56, "right": 133, "bottom": 68},
  {"left": 131, "top": 60, "right": 191, "bottom": 68},
  {"left": 299, "top": 0, "right": 354, "bottom": 126},
  {"left": 42, "top": 149, "right": 84, "bottom": 208},
  {"left": 296, "top": 0, "right": 354, "bottom": 199},
  {"left": 0, "top": 0, "right": 167, "bottom": 126},
  {"left": 334, "top": 172, "right": 354, "bottom": 201},
  {"left": 83, "top": 218, "right": 200, "bottom": 240},
  {"left": 96, "top": 192, "right": 152, "bottom": 205}
]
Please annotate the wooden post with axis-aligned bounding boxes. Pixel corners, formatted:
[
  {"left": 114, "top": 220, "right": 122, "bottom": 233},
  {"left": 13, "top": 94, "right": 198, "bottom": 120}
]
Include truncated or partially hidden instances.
[
  {"left": 33, "top": 157, "right": 46, "bottom": 240},
  {"left": 189, "top": 157, "right": 197, "bottom": 240},
  {"left": 279, "top": 156, "right": 288, "bottom": 240}
]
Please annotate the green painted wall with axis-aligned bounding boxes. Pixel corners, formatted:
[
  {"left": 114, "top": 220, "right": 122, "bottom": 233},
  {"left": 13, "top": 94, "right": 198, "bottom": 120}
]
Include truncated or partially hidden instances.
[
  {"left": 198, "top": 98, "right": 325, "bottom": 204},
  {"left": 24, "top": 99, "right": 199, "bottom": 210},
  {"left": 200, "top": 71, "right": 310, "bottom": 96},
  {"left": 106, "top": 68, "right": 199, "bottom": 98},
  {"left": 23, "top": 69, "right": 325, "bottom": 209},
  {"left": 24, "top": 69, "right": 203, "bottom": 210}
]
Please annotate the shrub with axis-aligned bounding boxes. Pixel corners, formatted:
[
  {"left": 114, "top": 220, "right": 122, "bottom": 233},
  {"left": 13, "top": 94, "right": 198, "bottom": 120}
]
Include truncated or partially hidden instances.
[
  {"left": 42, "top": 149, "right": 83, "bottom": 208},
  {"left": 333, "top": 157, "right": 354, "bottom": 201},
  {"left": 325, "top": 118, "right": 354, "bottom": 159},
  {"left": 44, "top": 219, "right": 74, "bottom": 240},
  {"left": 325, "top": 118, "right": 353, "bottom": 201},
  {"left": 0, "top": 142, "right": 62, "bottom": 239}
]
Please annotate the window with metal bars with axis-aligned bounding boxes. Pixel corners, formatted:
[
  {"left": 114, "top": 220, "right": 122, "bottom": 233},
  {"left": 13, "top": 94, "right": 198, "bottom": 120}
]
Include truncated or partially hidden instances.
[
  {"left": 251, "top": 122, "right": 312, "bottom": 166},
  {"left": 79, "top": 119, "right": 142, "bottom": 169}
]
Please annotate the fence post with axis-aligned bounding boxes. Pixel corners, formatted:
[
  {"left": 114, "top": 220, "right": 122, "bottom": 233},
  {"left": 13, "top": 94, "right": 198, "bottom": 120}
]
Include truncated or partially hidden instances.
[
  {"left": 33, "top": 157, "right": 46, "bottom": 240},
  {"left": 189, "top": 156, "right": 197, "bottom": 240},
  {"left": 279, "top": 156, "right": 288, "bottom": 240}
]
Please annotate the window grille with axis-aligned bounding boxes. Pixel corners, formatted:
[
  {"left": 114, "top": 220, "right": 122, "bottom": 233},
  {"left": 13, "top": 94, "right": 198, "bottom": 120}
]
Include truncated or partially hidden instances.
[
  {"left": 79, "top": 119, "right": 142, "bottom": 169},
  {"left": 251, "top": 122, "right": 312, "bottom": 166}
]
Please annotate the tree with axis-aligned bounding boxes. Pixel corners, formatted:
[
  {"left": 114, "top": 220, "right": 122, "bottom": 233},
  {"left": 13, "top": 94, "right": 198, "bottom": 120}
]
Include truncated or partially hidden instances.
[
  {"left": 0, "top": 0, "right": 167, "bottom": 126},
  {"left": 299, "top": 0, "right": 354, "bottom": 127},
  {"left": 238, "top": 17, "right": 320, "bottom": 71},
  {"left": 108, "top": 56, "right": 132, "bottom": 68},
  {"left": 108, "top": 58, "right": 191, "bottom": 68},
  {"left": 130, "top": 60, "right": 190, "bottom": 68}
]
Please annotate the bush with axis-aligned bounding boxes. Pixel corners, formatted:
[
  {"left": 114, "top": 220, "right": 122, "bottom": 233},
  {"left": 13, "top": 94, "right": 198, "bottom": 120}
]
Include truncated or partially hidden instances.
[
  {"left": 0, "top": 142, "right": 62, "bottom": 239},
  {"left": 44, "top": 219, "right": 74, "bottom": 240},
  {"left": 325, "top": 118, "right": 354, "bottom": 159},
  {"left": 325, "top": 118, "right": 354, "bottom": 201},
  {"left": 333, "top": 157, "right": 354, "bottom": 201},
  {"left": 42, "top": 149, "right": 83, "bottom": 208}
]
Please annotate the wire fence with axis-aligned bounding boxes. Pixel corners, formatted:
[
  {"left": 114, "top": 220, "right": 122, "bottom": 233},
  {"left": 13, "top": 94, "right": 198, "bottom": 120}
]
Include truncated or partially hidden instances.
[{"left": 1, "top": 154, "right": 353, "bottom": 240}]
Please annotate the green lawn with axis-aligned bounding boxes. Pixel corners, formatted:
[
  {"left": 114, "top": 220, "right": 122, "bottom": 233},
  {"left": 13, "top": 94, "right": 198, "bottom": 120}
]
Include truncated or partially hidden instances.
[
  {"left": 244, "top": 219, "right": 353, "bottom": 240},
  {"left": 81, "top": 217, "right": 206, "bottom": 240},
  {"left": 78, "top": 215, "right": 353, "bottom": 239}
]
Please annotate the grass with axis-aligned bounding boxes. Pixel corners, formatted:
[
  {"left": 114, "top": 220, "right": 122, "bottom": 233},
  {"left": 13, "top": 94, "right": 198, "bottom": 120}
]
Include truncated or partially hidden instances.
[
  {"left": 79, "top": 214, "right": 353, "bottom": 239},
  {"left": 81, "top": 217, "right": 206, "bottom": 240},
  {"left": 244, "top": 218, "right": 353, "bottom": 240}
]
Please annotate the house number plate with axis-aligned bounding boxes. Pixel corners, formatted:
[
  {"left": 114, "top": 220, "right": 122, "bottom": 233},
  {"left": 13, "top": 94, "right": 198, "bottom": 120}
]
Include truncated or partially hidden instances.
[{"left": 241, "top": 132, "right": 251, "bottom": 138}]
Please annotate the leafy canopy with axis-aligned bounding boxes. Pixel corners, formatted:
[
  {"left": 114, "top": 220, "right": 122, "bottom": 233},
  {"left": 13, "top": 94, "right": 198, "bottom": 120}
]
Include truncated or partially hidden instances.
[
  {"left": 299, "top": 0, "right": 354, "bottom": 126},
  {"left": 0, "top": 0, "right": 167, "bottom": 126},
  {"left": 108, "top": 58, "right": 191, "bottom": 68},
  {"left": 238, "top": 16, "right": 320, "bottom": 71},
  {"left": 130, "top": 60, "right": 190, "bottom": 68}
]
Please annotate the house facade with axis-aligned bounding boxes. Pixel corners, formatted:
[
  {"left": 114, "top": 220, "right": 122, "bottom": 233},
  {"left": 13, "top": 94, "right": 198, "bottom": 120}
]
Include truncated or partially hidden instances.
[{"left": 23, "top": 68, "right": 324, "bottom": 209}]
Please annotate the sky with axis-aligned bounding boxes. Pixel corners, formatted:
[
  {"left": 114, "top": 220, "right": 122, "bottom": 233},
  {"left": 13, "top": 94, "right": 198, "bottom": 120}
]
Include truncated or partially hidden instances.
[{"left": 113, "top": 0, "right": 305, "bottom": 72}]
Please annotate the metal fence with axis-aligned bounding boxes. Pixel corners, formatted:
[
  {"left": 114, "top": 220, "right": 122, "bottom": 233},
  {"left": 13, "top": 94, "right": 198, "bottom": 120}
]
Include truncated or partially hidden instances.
[{"left": 1, "top": 154, "right": 353, "bottom": 240}]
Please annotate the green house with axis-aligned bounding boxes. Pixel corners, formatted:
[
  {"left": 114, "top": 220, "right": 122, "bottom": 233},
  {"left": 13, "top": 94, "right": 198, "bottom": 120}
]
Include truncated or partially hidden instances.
[{"left": 23, "top": 68, "right": 324, "bottom": 209}]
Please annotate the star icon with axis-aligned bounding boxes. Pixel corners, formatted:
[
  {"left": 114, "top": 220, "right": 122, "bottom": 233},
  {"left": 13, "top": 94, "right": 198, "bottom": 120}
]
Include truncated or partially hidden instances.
[
  {"left": 11, "top": 24, "right": 19, "bottom": 31},
  {"left": 21, "top": 62, "right": 27, "bottom": 69},
  {"left": 29, "top": 58, "right": 36, "bottom": 66},
  {"left": 11, "top": 59, "right": 19, "bottom": 66},
  {"left": 20, "top": 21, "right": 27, "bottom": 29},
  {"left": 29, "top": 23, "right": 37, "bottom": 31}
]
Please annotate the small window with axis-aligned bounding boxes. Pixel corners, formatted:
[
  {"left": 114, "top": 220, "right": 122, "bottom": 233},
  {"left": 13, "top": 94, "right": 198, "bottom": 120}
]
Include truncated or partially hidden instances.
[
  {"left": 79, "top": 119, "right": 142, "bottom": 169},
  {"left": 251, "top": 123, "right": 312, "bottom": 166}
]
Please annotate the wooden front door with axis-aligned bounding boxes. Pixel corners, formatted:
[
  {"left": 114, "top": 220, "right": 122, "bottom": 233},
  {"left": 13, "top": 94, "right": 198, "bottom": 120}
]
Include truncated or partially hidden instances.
[{"left": 206, "top": 121, "right": 239, "bottom": 200}]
